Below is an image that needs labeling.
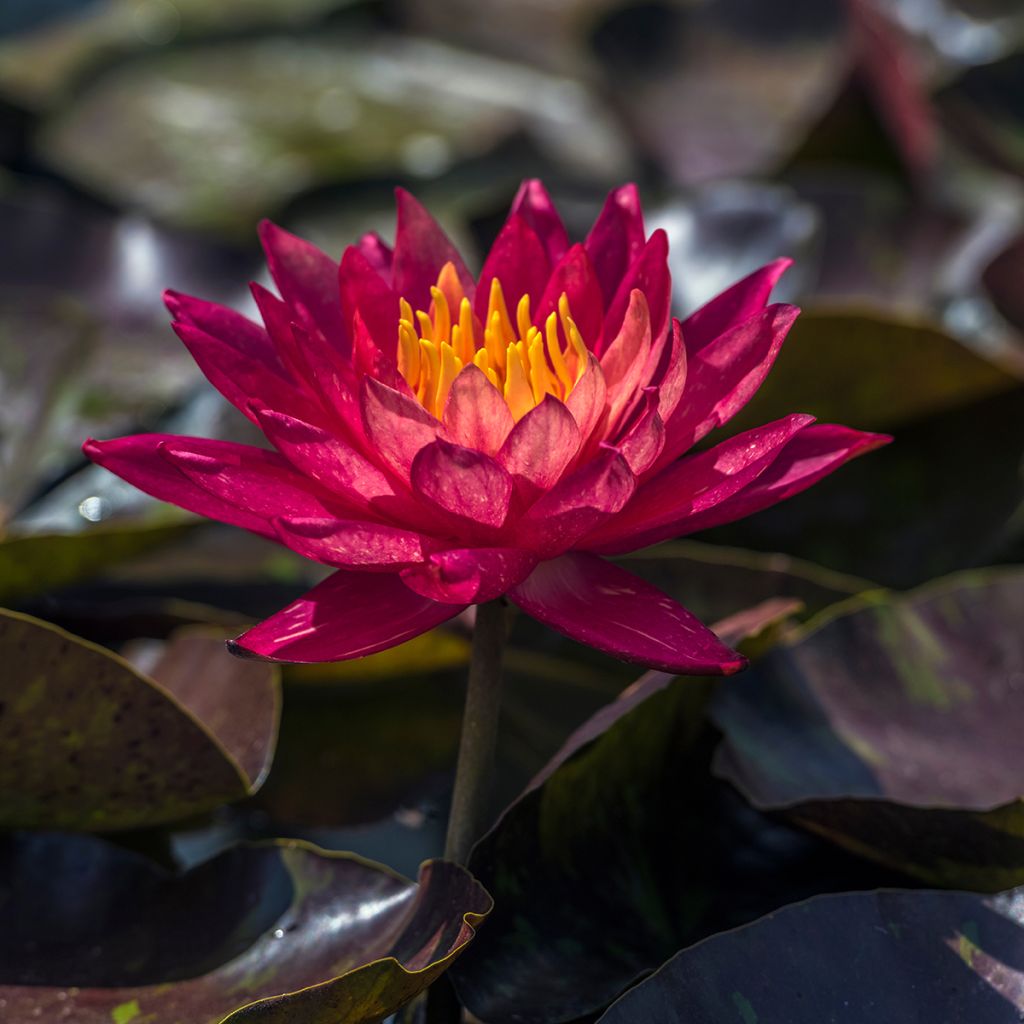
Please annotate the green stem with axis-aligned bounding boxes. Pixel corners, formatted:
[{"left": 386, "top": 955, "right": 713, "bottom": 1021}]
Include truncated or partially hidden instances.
[{"left": 444, "top": 599, "right": 507, "bottom": 865}]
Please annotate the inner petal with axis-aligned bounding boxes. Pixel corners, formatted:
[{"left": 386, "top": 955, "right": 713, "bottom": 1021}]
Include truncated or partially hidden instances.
[{"left": 397, "top": 262, "right": 590, "bottom": 421}]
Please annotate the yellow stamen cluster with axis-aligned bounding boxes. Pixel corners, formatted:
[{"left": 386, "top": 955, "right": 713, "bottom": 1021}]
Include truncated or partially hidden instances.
[{"left": 397, "top": 262, "right": 590, "bottom": 421}]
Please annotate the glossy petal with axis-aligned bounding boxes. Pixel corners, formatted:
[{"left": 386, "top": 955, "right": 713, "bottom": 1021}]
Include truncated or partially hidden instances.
[
  {"left": 361, "top": 378, "right": 439, "bottom": 476},
  {"left": 600, "top": 289, "right": 652, "bottom": 431},
  {"left": 585, "top": 414, "right": 815, "bottom": 554},
  {"left": 164, "top": 290, "right": 284, "bottom": 369},
  {"left": 656, "top": 303, "right": 799, "bottom": 470},
  {"left": 683, "top": 257, "right": 792, "bottom": 354},
  {"left": 509, "top": 179, "right": 569, "bottom": 264},
  {"left": 392, "top": 188, "right": 474, "bottom": 310},
  {"left": 617, "top": 389, "right": 666, "bottom": 474},
  {"left": 565, "top": 354, "right": 609, "bottom": 448},
  {"left": 339, "top": 245, "right": 399, "bottom": 357},
  {"left": 536, "top": 244, "right": 604, "bottom": 349},
  {"left": 356, "top": 229, "right": 393, "bottom": 281},
  {"left": 231, "top": 570, "right": 466, "bottom": 663},
  {"left": 273, "top": 517, "right": 425, "bottom": 568},
  {"left": 601, "top": 230, "right": 671, "bottom": 356},
  {"left": 672, "top": 423, "right": 892, "bottom": 535},
  {"left": 83, "top": 435, "right": 277, "bottom": 540},
  {"left": 497, "top": 396, "right": 581, "bottom": 498},
  {"left": 476, "top": 215, "right": 550, "bottom": 321},
  {"left": 509, "top": 553, "right": 745, "bottom": 674},
  {"left": 585, "top": 183, "right": 646, "bottom": 303},
  {"left": 411, "top": 439, "right": 513, "bottom": 531},
  {"left": 443, "top": 365, "right": 515, "bottom": 456},
  {"left": 258, "top": 220, "right": 347, "bottom": 354},
  {"left": 401, "top": 548, "right": 537, "bottom": 604},
  {"left": 518, "top": 448, "right": 634, "bottom": 555}
]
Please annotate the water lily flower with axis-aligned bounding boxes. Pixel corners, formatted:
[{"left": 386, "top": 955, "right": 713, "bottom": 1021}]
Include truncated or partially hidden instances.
[{"left": 84, "top": 182, "right": 888, "bottom": 675}]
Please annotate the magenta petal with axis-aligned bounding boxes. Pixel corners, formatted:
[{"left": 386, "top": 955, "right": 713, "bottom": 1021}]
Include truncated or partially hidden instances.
[
  {"left": 475, "top": 215, "right": 550, "bottom": 321},
  {"left": 159, "top": 439, "right": 334, "bottom": 520},
  {"left": 83, "top": 435, "right": 277, "bottom": 540},
  {"left": 653, "top": 319, "right": 687, "bottom": 425},
  {"left": 656, "top": 303, "right": 799, "bottom": 470},
  {"left": 252, "top": 407, "right": 397, "bottom": 510},
  {"left": 339, "top": 246, "right": 399, "bottom": 358},
  {"left": 509, "top": 179, "right": 569, "bottom": 265},
  {"left": 258, "top": 220, "right": 347, "bottom": 354},
  {"left": 443, "top": 365, "right": 515, "bottom": 456},
  {"left": 683, "top": 258, "right": 792, "bottom": 354},
  {"left": 361, "top": 377, "right": 439, "bottom": 477},
  {"left": 230, "top": 570, "right": 465, "bottom": 663},
  {"left": 585, "top": 414, "right": 815, "bottom": 554},
  {"left": 411, "top": 439, "right": 513, "bottom": 530},
  {"left": 498, "top": 396, "right": 581, "bottom": 498},
  {"left": 536, "top": 243, "right": 604, "bottom": 349},
  {"left": 392, "top": 188, "right": 474, "bottom": 310},
  {"left": 601, "top": 230, "right": 671, "bottom": 356},
  {"left": 585, "top": 183, "right": 647, "bottom": 303},
  {"left": 565, "top": 354, "right": 609, "bottom": 448},
  {"left": 617, "top": 389, "right": 666, "bottom": 475},
  {"left": 518, "top": 447, "right": 635, "bottom": 555},
  {"left": 509, "top": 553, "right": 746, "bottom": 675},
  {"left": 401, "top": 547, "right": 537, "bottom": 604},
  {"left": 164, "top": 290, "right": 284, "bottom": 370},
  {"left": 274, "top": 516, "right": 425, "bottom": 568},
  {"left": 600, "top": 289, "right": 653, "bottom": 432},
  {"left": 669, "top": 424, "right": 892, "bottom": 535},
  {"left": 356, "top": 230, "right": 394, "bottom": 281}
]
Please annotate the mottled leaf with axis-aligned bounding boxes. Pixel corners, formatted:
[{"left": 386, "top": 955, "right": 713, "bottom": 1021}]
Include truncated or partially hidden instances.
[
  {"left": 0, "top": 614, "right": 279, "bottom": 829},
  {"left": 0, "top": 833, "right": 491, "bottom": 1024},
  {"left": 712, "top": 567, "right": 1024, "bottom": 889},
  {"left": 597, "top": 887, "right": 1024, "bottom": 1023}
]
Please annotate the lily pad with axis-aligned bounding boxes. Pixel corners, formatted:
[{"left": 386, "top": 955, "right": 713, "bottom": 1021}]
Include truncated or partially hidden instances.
[
  {"left": 0, "top": 614, "right": 279, "bottom": 829},
  {"left": 451, "top": 609, "right": 907, "bottom": 1024},
  {"left": 597, "top": 887, "right": 1024, "bottom": 1022},
  {"left": 0, "top": 833, "right": 491, "bottom": 1023},
  {"left": 712, "top": 567, "right": 1024, "bottom": 889}
]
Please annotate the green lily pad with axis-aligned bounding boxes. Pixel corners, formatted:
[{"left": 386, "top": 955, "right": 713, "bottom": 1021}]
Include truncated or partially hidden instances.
[
  {"left": 451, "top": 604, "right": 906, "bottom": 1024},
  {"left": 0, "top": 521, "right": 193, "bottom": 606},
  {"left": 0, "top": 833, "right": 491, "bottom": 1023},
  {"left": 0, "top": 613, "right": 280, "bottom": 829},
  {"left": 596, "top": 887, "right": 1024, "bottom": 1022},
  {"left": 712, "top": 567, "right": 1024, "bottom": 889}
]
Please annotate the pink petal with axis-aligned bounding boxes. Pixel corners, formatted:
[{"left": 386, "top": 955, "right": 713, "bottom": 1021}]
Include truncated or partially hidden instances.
[
  {"left": 392, "top": 188, "right": 474, "bottom": 310},
  {"left": 509, "top": 552, "right": 746, "bottom": 675},
  {"left": 565, "top": 354, "right": 609, "bottom": 449},
  {"left": 258, "top": 220, "right": 347, "bottom": 354},
  {"left": 655, "top": 303, "right": 799, "bottom": 471},
  {"left": 600, "top": 229, "right": 670, "bottom": 357},
  {"left": 683, "top": 258, "right": 792, "bottom": 354},
  {"left": 443, "top": 365, "right": 515, "bottom": 456},
  {"left": 401, "top": 547, "right": 537, "bottom": 604},
  {"left": 509, "top": 179, "right": 569, "bottom": 265},
  {"left": 164, "top": 290, "right": 284, "bottom": 370},
  {"left": 517, "top": 447, "right": 635, "bottom": 556},
  {"left": 668, "top": 423, "right": 892, "bottom": 534},
  {"left": 356, "top": 230, "right": 394, "bottom": 282},
  {"left": 616, "top": 389, "right": 666, "bottom": 474},
  {"left": 273, "top": 516, "right": 425, "bottom": 568},
  {"left": 498, "top": 395, "right": 581, "bottom": 499},
  {"left": 599, "top": 289, "right": 652, "bottom": 432},
  {"left": 252, "top": 406, "right": 397, "bottom": 510},
  {"left": 158, "top": 439, "right": 335, "bottom": 520},
  {"left": 339, "top": 245, "right": 399, "bottom": 357},
  {"left": 410, "top": 439, "right": 513, "bottom": 531},
  {"left": 83, "top": 435, "right": 277, "bottom": 540},
  {"left": 171, "top": 321, "right": 309, "bottom": 426},
  {"left": 652, "top": 319, "right": 687, "bottom": 425},
  {"left": 536, "top": 244, "right": 604, "bottom": 350},
  {"left": 361, "top": 377, "right": 439, "bottom": 477},
  {"left": 230, "top": 570, "right": 465, "bottom": 663},
  {"left": 584, "top": 414, "right": 814, "bottom": 554},
  {"left": 585, "top": 183, "right": 647, "bottom": 303},
  {"left": 475, "top": 215, "right": 550, "bottom": 320}
]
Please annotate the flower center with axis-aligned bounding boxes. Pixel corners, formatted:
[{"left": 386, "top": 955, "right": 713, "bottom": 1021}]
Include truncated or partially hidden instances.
[{"left": 397, "top": 262, "right": 589, "bottom": 421}]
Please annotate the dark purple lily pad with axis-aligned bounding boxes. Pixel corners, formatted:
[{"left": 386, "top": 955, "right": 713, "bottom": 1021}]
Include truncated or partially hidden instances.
[
  {"left": 451, "top": 603, "right": 908, "bottom": 1024},
  {"left": 0, "top": 614, "right": 279, "bottom": 829},
  {"left": 712, "top": 567, "right": 1024, "bottom": 889},
  {"left": 0, "top": 833, "right": 491, "bottom": 1023},
  {"left": 597, "top": 887, "right": 1024, "bottom": 1022}
]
